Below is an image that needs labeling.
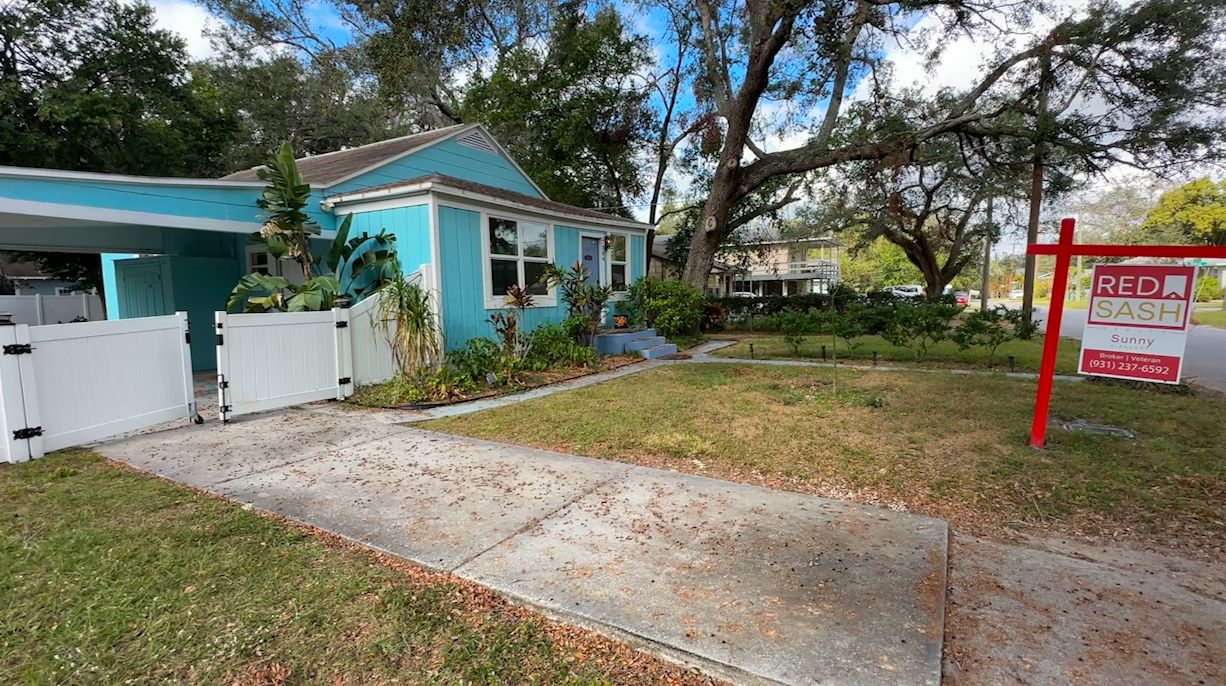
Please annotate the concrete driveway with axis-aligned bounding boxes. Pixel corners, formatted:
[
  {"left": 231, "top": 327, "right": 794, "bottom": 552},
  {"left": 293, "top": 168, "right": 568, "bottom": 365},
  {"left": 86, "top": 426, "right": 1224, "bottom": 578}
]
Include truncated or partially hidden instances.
[{"left": 97, "top": 408, "right": 949, "bottom": 686}]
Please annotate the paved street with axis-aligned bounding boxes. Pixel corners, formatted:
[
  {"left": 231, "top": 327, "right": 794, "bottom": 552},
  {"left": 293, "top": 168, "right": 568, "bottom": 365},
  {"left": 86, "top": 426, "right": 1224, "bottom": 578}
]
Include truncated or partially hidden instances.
[{"left": 1038, "top": 306, "right": 1226, "bottom": 392}]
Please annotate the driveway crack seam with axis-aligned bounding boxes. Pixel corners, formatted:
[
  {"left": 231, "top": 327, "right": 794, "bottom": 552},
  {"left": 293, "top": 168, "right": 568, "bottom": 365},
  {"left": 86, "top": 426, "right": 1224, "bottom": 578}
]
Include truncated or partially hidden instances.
[{"left": 447, "top": 466, "right": 633, "bottom": 573}]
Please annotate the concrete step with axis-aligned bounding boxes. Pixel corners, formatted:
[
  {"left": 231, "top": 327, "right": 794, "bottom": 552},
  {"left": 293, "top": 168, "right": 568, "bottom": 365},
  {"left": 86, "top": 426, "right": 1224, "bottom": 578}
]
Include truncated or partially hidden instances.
[
  {"left": 592, "top": 328, "right": 657, "bottom": 355},
  {"left": 623, "top": 335, "right": 667, "bottom": 353},
  {"left": 638, "top": 343, "right": 678, "bottom": 359}
]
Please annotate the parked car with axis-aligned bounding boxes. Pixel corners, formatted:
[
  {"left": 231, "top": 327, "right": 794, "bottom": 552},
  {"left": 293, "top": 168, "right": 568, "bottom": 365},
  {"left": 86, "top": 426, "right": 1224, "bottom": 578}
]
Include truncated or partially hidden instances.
[
  {"left": 954, "top": 291, "right": 970, "bottom": 306},
  {"left": 885, "top": 284, "right": 924, "bottom": 298},
  {"left": 731, "top": 291, "right": 758, "bottom": 298},
  {"left": 1009, "top": 288, "right": 1024, "bottom": 299}
]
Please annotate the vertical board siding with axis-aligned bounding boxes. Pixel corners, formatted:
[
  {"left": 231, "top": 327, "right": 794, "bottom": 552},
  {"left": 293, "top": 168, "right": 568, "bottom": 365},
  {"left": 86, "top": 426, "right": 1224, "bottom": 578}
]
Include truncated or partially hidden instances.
[
  {"left": 326, "top": 138, "right": 543, "bottom": 199},
  {"left": 438, "top": 208, "right": 645, "bottom": 350},
  {"left": 347, "top": 204, "right": 432, "bottom": 273}
]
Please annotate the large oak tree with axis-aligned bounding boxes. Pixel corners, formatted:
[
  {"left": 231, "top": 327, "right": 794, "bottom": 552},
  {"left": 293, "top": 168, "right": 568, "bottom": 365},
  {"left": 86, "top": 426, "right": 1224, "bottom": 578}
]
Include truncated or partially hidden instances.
[{"left": 670, "top": 0, "right": 1226, "bottom": 288}]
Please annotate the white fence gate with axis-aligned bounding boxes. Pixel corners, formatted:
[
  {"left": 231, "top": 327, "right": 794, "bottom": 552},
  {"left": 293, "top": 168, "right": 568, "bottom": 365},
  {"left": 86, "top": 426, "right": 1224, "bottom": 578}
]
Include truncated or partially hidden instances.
[
  {"left": 215, "top": 309, "right": 354, "bottom": 422},
  {"left": 0, "top": 293, "right": 105, "bottom": 325},
  {"left": 214, "top": 293, "right": 410, "bottom": 422},
  {"left": 0, "top": 313, "right": 198, "bottom": 463}
]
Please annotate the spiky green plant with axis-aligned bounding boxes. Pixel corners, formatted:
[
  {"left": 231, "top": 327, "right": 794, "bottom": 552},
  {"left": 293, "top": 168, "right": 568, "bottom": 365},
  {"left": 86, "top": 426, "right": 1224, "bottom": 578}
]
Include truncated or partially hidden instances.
[{"left": 376, "top": 272, "right": 443, "bottom": 376}]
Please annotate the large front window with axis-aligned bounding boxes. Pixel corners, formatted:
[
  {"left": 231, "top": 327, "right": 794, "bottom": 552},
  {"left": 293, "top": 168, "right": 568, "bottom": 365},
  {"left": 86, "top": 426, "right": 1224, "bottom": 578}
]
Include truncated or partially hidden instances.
[{"left": 489, "top": 217, "right": 550, "bottom": 299}]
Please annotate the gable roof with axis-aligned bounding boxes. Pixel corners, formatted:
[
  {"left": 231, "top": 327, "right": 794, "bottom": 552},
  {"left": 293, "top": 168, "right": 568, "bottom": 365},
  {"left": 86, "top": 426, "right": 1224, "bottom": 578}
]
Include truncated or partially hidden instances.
[
  {"left": 220, "top": 125, "right": 469, "bottom": 185},
  {"left": 326, "top": 173, "right": 648, "bottom": 229}
]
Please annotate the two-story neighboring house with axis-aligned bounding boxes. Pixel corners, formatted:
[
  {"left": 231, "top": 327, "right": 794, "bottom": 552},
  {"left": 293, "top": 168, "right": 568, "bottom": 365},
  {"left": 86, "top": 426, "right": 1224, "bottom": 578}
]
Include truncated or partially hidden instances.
[
  {"left": 648, "top": 233, "right": 844, "bottom": 296},
  {"left": 723, "top": 234, "right": 844, "bottom": 296}
]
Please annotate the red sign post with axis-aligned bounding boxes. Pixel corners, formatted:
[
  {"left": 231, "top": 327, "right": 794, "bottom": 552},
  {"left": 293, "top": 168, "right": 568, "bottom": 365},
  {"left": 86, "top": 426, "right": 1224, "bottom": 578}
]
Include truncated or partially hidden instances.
[{"left": 1025, "top": 218, "right": 1226, "bottom": 449}]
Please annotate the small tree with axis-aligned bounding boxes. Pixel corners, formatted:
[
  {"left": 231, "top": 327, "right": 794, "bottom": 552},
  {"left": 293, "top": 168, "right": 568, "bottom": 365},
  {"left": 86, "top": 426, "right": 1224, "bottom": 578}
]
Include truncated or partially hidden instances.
[{"left": 829, "top": 306, "right": 868, "bottom": 354}]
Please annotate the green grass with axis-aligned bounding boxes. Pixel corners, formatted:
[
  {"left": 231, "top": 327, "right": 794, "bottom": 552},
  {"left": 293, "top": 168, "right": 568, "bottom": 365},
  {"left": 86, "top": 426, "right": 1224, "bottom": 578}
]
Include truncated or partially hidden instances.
[
  {"left": 711, "top": 333, "right": 1081, "bottom": 373},
  {"left": 425, "top": 364, "right": 1225, "bottom": 547},
  {"left": 1193, "top": 308, "right": 1226, "bottom": 328},
  {"left": 0, "top": 452, "right": 708, "bottom": 685}
]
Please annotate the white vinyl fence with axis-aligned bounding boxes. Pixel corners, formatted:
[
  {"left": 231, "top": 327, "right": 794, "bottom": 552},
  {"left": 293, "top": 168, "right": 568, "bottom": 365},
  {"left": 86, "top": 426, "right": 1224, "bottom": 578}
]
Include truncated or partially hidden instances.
[
  {"left": 0, "top": 313, "right": 198, "bottom": 463},
  {"left": 215, "top": 268, "right": 430, "bottom": 422},
  {"left": 0, "top": 293, "right": 104, "bottom": 325}
]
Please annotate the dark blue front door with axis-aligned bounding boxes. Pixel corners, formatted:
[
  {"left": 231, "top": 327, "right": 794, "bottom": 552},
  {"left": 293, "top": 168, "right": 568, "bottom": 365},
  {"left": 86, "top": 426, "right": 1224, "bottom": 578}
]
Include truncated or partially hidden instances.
[{"left": 581, "top": 236, "right": 602, "bottom": 286}]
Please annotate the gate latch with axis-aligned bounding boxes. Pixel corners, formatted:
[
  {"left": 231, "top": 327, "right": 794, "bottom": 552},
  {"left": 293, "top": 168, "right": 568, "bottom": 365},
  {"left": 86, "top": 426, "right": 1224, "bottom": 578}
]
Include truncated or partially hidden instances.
[
  {"left": 3, "top": 343, "right": 32, "bottom": 355},
  {"left": 13, "top": 427, "right": 42, "bottom": 440}
]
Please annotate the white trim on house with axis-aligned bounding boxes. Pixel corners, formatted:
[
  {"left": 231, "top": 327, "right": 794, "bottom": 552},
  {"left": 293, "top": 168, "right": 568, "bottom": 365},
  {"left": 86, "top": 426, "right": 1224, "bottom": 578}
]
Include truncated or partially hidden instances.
[
  {"left": 0, "top": 197, "right": 259, "bottom": 234},
  {"left": 427, "top": 193, "right": 445, "bottom": 329},
  {"left": 0, "top": 165, "right": 265, "bottom": 188},
  {"left": 325, "top": 181, "right": 649, "bottom": 233}
]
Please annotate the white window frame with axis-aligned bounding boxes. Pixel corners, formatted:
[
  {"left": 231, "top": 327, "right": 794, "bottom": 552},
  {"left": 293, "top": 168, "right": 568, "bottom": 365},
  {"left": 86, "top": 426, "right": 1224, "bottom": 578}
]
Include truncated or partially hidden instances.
[
  {"left": 608, "top": 233, "right": 629, "bottom": 295},
  {"left": 482, "top": 212, "right": 556, "bottom": 309}
]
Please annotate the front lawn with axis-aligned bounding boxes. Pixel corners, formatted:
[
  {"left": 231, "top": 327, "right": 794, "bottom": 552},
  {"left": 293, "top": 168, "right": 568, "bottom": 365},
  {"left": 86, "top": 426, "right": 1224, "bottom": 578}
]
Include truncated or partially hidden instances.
[
  {"left": 0, "top": 452, "right": 714, "bottom": 685},
  {"left": 425, "top": 364, "right": 1225, "bottom": 551},
  {"left": 711, "top": 333, "right": 1081, "bottom": 373},
  {"left": 1193, "top": 308, "right": 1226, "bottom": 328}
]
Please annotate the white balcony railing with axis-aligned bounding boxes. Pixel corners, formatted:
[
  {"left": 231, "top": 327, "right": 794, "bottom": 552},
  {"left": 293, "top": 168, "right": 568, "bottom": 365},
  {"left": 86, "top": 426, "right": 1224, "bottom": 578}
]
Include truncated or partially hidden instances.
[{"left": 743, "top": 259, "right": 840, "bottom": 280}]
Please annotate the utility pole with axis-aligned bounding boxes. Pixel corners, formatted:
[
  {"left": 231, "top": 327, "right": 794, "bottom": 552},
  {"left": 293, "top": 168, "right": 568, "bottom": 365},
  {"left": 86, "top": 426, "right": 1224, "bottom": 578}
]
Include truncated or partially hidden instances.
[
  {"left": 981, "top": 196, "right": 994, "bottom": 312},
  {"left": 1022, "top": 52, "right": 1053, "bottom": 325}
]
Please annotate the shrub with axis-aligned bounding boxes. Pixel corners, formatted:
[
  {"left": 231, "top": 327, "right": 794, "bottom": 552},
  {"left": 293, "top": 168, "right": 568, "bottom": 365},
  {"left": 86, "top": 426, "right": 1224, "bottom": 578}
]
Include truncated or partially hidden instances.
[
  {"left": 829, "top": 305, "right": 868, "bottom": 353},
  {"left": 448, "top": 337, "right": 504, "bottom": 384},
  {"left": 880, "top": 299, "right": 963, "bottom": 361},
  {"left": 776, "top": 310, "right": 816, "bottom": 354},
  {"left": 1195, "top": 277, "right": 1222, "bottom": 302},
  {"left": 525, "top": 322, "right": 599, "bottom": 369},
  {"left": 541, "top": 262, "right": 613, "bottom": 345},
  {"left": 627, "top": 278, "right": 705, "bottom": 339},
  {"left": 952, "top": 306, "right": 1028, "bottom": 365}
]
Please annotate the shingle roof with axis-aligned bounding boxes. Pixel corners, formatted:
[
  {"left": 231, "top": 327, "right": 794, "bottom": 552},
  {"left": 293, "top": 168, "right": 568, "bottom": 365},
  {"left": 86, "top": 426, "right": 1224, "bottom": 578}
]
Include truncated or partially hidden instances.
[
  {"left": 220, "top": 125, "right": 467, "bottom": 185},
  {"left": 332, "top": 173, "right": 647, "bottom": 227}
]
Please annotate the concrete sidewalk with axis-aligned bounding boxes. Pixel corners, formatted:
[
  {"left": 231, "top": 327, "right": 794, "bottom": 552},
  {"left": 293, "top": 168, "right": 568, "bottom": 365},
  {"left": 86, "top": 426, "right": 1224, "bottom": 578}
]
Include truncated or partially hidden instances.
[{"left": 97, "top": 409, "right": 948, "bottom": 686}]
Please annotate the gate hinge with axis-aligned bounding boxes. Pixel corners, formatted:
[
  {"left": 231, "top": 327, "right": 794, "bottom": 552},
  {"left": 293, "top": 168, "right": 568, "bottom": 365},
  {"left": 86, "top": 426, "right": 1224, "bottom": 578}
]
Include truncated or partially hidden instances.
[
  {"left": 13, "top": 426, "right": 42, "bottom": 440},
  {"left": 338, "top": 377, "right": 351, "bottom": 386},
  {"left": 219, "top": 405, "right": 232, "bottom": 414},
  {"left": 185, "top": 332, "right": 191, "bottom": 345},
  {"left": 218, "top": 380, "right": 229, "bottom": 389},
  {"left": 216, "top": 334, "right": 224, "bottom": 346},
  {"left": 3, "top": 343, "right": 32, "bottom": 355},
  {"left": 335, "top": 321, "right": 349, "bottom": 329}
]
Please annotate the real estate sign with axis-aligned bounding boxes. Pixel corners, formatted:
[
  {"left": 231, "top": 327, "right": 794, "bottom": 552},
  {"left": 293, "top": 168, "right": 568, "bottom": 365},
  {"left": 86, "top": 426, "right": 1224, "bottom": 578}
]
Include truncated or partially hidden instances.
[{"left": 1079, "top": 264, "right": 1196, "bottom": 384}]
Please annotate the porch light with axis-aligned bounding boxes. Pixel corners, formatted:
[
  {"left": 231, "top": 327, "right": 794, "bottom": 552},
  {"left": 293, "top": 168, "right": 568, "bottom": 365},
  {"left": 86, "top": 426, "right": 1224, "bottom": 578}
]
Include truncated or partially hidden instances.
[{"left": 602, "top": 235, "right": 613, "bottom": 250}]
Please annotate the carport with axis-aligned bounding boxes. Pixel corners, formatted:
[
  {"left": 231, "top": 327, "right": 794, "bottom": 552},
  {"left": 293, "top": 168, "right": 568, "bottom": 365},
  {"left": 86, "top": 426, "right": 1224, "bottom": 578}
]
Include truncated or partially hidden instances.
[{"left": 0, "top": 166, "right": 334, "bottom": 369}]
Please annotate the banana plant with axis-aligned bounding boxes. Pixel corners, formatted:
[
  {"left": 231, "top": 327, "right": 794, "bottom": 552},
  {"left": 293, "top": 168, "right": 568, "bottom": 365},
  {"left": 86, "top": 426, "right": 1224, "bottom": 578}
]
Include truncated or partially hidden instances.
[{"left": 227, "top": 213, "right": 398, "bottom": 313}]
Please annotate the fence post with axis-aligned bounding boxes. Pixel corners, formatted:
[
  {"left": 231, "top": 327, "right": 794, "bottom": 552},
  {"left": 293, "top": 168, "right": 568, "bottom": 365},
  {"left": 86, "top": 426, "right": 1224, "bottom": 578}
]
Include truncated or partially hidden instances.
[
  {"left": 33, "top": 293, "right": 43, "bottom": 325},
  {"left": 0, "top": 324, "right": 43, "bottom": 461},
  {"left": 215, "top": 310, "right": 230, "bottom": 424},
  {"left": 334, "top": 307, "right": 353, "bottom": 399},
  {"left": 81, "top": 293, "right": 90, "bottom": 320}
]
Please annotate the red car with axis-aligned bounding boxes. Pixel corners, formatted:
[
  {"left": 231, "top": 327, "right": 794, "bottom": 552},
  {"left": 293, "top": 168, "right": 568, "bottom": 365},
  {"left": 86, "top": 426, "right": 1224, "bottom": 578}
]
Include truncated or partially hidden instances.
[{"left": 954, "top": 291, "right": 970, "bottom": 306}]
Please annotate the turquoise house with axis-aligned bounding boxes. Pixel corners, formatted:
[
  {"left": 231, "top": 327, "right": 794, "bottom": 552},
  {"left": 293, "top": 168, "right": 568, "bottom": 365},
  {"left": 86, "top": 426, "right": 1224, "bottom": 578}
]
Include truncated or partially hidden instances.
[{"left": 0, "top": 124, "right": 650, "bottom": 369}]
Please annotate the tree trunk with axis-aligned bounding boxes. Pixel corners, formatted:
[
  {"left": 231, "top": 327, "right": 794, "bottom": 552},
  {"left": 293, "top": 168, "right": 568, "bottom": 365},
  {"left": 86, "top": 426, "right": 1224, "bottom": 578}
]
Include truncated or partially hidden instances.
[
  {"left": 1022, "top": 54, "right": 1052, "bottom": 324},
  {"left": 681, "top": 173, "right": 739, "bottom": 288}
]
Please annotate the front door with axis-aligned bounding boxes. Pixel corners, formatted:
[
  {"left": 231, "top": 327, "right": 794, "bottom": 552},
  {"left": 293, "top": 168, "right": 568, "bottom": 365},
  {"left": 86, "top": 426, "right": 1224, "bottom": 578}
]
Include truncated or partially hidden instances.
[{"left": 581, "top": 236, "right": 602, "bottom": 286}]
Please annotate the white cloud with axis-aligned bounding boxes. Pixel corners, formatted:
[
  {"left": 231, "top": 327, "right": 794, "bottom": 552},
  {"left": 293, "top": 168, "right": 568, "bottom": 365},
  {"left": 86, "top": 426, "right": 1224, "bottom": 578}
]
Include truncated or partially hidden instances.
[{"left": 146, "top": 0, "right": 217, "bottom": 60}]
